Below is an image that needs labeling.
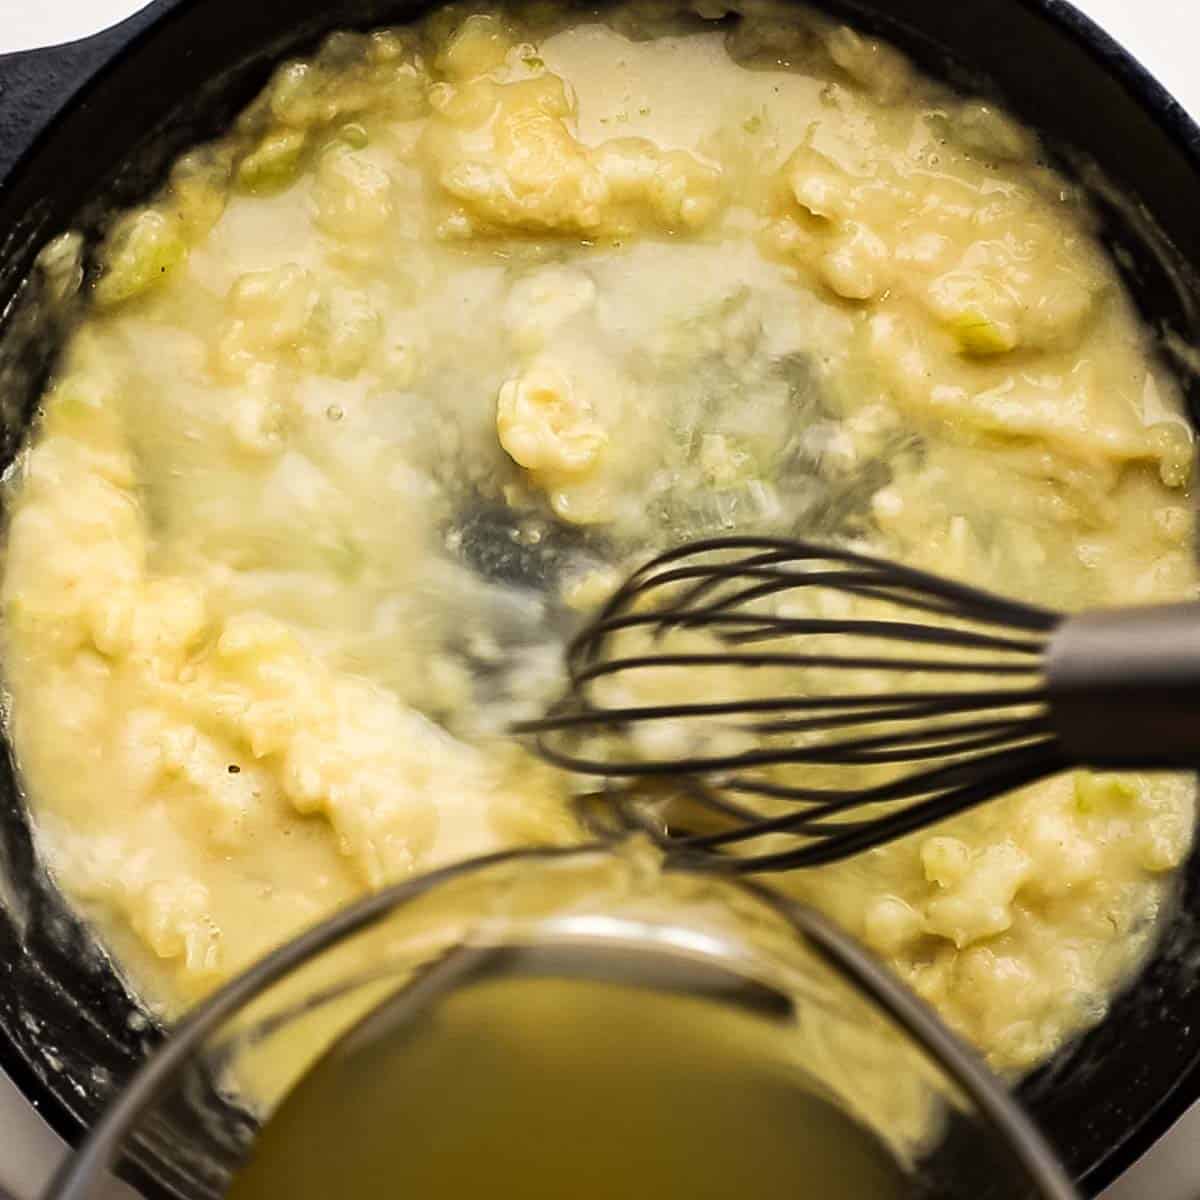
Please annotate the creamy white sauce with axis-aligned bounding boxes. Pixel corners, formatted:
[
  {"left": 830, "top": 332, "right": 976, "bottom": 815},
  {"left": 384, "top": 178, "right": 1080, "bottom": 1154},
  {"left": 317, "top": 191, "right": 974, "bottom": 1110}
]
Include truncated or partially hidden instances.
[{"left": 1, "top": 3, "right": 1193, "bottom": 1076}]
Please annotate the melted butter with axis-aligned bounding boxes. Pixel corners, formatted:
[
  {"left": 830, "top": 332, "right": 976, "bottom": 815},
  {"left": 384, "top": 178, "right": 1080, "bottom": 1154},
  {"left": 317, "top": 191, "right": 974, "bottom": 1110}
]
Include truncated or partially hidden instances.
[{"left": 543, "top": 24, "right": 827, "bottom": 150}]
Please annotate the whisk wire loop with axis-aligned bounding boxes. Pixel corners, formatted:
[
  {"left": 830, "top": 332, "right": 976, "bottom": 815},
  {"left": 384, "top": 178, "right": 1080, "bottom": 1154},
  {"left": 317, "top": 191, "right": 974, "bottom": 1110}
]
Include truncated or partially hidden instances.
[{"left": 518, "top": 536, "right": 1069, "bottom": 871}]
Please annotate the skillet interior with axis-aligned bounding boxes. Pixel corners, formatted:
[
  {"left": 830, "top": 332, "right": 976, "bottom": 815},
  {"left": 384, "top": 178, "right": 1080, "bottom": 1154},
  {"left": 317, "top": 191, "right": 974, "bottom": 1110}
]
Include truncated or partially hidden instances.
[{"left": 1, "top": 0, "right": 1199, "bottom": 1194}]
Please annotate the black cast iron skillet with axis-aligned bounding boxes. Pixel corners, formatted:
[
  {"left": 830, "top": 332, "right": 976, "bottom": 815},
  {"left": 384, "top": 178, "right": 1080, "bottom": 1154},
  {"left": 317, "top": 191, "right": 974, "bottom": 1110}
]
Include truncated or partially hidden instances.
[{"left": 1, "top": 1, "right": 1200, "bottom": 1196}]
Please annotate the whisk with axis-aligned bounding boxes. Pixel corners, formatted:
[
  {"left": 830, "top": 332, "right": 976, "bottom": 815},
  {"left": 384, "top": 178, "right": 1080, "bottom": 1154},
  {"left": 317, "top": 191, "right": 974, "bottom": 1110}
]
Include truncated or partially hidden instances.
[{"left": 513, "top": 535, "right": 1200, "bottom": 872}]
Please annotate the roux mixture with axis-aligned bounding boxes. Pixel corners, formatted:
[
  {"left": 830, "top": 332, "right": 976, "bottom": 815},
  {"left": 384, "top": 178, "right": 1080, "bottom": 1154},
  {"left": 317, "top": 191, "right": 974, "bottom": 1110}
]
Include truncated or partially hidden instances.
[{"left": 2, "top": 1, "right": 1194, "bottom": 1075}]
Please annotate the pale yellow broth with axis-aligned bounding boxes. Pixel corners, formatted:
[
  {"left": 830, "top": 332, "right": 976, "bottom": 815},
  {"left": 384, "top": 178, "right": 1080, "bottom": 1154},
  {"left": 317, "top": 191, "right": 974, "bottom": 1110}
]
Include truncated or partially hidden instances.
[{"left": 1, "top": 2, "right": 1194, "bottom": 1076}]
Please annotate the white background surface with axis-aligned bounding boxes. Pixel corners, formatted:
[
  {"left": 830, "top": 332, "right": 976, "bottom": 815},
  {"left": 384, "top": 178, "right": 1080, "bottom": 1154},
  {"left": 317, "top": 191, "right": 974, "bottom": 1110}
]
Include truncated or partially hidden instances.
[{"left": 3, "top": 2, "right": 1200, "bottom": 1198}]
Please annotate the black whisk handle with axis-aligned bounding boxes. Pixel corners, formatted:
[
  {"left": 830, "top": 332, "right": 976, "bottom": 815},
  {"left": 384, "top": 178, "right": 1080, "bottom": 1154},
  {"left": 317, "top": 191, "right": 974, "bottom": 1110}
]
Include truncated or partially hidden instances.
[{"left": 1046, "top": 600, "right": 1200, "bottom": 766}]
